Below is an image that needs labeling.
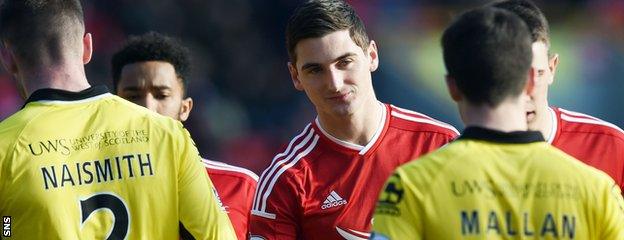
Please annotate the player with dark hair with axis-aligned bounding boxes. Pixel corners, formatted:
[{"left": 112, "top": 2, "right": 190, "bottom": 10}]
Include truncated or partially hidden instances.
[
  {"left": 249, "top": 0, "right": 458, "bottom": 239},
  {"left": 112, "top": 32, "right": 258, "bottom": 240},
  {"left": 491, "top": 0, "right": 624, "bottom": 191},
  {"left": 112, "top": 32, "right": 194, "bottom": 124},
  {"left": 372, "top": 7, "right": 624, "bottom": 239},
  {"left": 0, "top": 1, "right": 235, "bottom": 239}
]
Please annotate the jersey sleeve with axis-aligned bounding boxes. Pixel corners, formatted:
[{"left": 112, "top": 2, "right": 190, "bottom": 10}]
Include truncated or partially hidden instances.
[
  {"left": 437, "top": 129, "right": 459, "bottom": 148},
  {"left": 250, "top": 171, "right": 301, "bottom": 239},
  {"left": 422, "top": 129, "right": 458, "bottom": 156},
  {"left": 612, "top": 137, "right": 624, "bottom": 192},
  {"left": 596, "top": 132, "right": 624, "bottom": 193},
  {"left": 0, "top": 120, "right": 21, "bottom": 194},
  {"left": 176, "top": 127, "right": 236, "bottom": 239},
  {"left": 242, "top": 178, "right": 258, "bottom": 239},
  {"left": 598, "top": 182, "right": 624, "bottom": 239},
  {"left": 226, "top": 174, "right": 258, "bottom": 240},
  {"left": 372, "top": 169, "right": 424, "bottom": 240}
]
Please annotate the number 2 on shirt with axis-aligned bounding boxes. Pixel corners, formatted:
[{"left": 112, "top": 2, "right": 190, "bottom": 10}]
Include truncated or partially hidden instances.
[{"left": 79, "top": 193, "right": 130, "bottom": 239}]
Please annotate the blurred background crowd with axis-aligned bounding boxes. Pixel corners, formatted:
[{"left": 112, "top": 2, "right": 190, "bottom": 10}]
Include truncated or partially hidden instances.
[{"left": 0, "top": 0, "right": 622, "bottom": 174}]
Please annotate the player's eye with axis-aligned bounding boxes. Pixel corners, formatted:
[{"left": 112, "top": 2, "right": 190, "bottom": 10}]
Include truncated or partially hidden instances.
[
  {"left": 124, "top": 93, "right": 141, "bottom": 100},
  {"left": 537, "top": 70, "right": 546, "bottom": 77},
  {"left": 154, "top": 92, "right": 170, "bottom": 100},
  {"left": 306, "top": 66, "right": 322, "bottom": 75},
  {"left": 336, "top": 58, "right": 353, "bottom": 68}
]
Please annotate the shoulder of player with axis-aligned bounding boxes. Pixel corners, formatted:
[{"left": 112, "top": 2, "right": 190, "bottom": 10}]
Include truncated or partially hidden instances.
[
  {"left": 252, "top": 125, "right": 319, "bottom": 204},
  {"left": 262, "top": 123, "right": 320, "bottom": 176},
  {"left": 387, "top": 104, "right": 459, "bottom": 137},
  {"left": 109, "top": 95, "right": 169, "bottom": 120},
  {"left": 555, "top": 107, "right": 624, "bottom": 143},
  {"left": 0, "top": 120, "right": 22, "bottom": 163},
  {"left": 203, "top": 159, "right": 259, "bottom": 183},
  {"left": 110, "top": 95, "right": 188, "bottom": 135},
  {"left": 0, "top": 108, "right": 34, "bottom": 135},
  {"left": 393, "top": 141, "right": 461, "bottom": 186},
  {"left": 519, "top": 144, "right": 619, "bottom": 198},
  {"left": 251, "top": 126, "right": 319, "bottom": 219},
  {"left": 537, "top": 144, "right": 615, "bottom": 179},
  {"left": 558, "top": 150, "right": 619, "bottom": 190},
  {"left": 0, "top": 104, "right": 55, "bottom": 152}
]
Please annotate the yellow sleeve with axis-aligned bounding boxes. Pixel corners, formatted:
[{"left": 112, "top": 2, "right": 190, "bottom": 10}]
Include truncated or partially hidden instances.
[
  {"left": 599, "top": 182, "right": 624, "bottom": 239},
  {"left": 177, "top": 127, "right": 236, "bottom": 239},
  {"left": 372, "top": 169, "right": 423, "bottom": 240}
]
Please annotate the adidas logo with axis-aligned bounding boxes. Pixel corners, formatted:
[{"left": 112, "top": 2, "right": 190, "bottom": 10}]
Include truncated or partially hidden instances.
[{"left": 321, "top": 191, "right": 347, "bottom": 209}]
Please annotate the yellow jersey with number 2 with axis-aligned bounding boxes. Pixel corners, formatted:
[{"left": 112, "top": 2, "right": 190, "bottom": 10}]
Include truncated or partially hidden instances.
[{"left": 0, "top": 86, "right": 235, "bottom": 239}]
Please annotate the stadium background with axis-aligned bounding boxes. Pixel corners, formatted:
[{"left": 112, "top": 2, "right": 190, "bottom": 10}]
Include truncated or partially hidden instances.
[{"left": 0, "top": 0, "right": 622, "bottom": 174}]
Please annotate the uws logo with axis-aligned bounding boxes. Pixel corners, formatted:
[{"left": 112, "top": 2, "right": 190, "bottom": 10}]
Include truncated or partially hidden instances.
[
  {"left": 28, "top": 139, "right": 70, "bottom": 156},
  {"left": 321, "top": 191, "right": 347, "bottom": 210}
]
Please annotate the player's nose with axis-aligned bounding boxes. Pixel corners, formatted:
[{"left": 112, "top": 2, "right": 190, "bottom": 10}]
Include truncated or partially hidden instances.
[
  {"left": 326, "top": 69, "right": 344, "bottom": 92},
  {"left": 143, "top": 95, "right": 159, "bottom": 112}
]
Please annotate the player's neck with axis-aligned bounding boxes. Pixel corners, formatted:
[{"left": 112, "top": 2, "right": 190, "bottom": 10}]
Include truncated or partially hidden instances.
[
  {"left": 461, "top": 100, "right": 528, "bottom": 133},
  {"left": 19, "top": 64, "right": 91, "bottom": 98},
  {"left": 317, "top": 100, "right": 383, "bottom": 146},
  {"left": 533, "top": 106, "right": 554, "bottom": 142}
]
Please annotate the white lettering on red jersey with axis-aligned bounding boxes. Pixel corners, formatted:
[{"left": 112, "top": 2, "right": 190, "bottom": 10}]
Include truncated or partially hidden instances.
[
  {"left": 550, "top": 107, "right": 624, "bottom": 190},
  {"left": 203, "top": 159, "right": 258, "bottom": 240},
  {"left": 250, "top": 103, "right": 458, "bottom": 239}
]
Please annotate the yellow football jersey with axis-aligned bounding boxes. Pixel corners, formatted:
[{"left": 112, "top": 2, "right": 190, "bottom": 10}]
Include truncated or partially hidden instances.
[
  {"left": 372, "top": 127, "right": 624, "bottom": 240},
  {"left": 0, "top": 86, "right": 235, "bottom": 239}
]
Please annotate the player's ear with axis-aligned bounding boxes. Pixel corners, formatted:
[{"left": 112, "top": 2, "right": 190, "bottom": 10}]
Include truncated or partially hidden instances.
[
  {"left": 178, "top": 97, "right": 193, "bottom": 122},
  {"left": 82, "top": 33, "right": 93, "bottom": 65},
  {"left": 288, "top": 62, "right": 304, "bottom": 91},
  {"left": 445, "top": 75, "right": 462, "bottom": 102},
  {"left": 524, "top": 67, "right": 536, "bottom": 96},
  {"left": 367, "top": 40, "right": 379, "bottom": 72},
  {"left": 547, "top": 53, "right": 559, "bottom": 85}
]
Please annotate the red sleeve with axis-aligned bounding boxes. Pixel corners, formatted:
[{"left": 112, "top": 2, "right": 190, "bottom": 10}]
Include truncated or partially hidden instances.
[
  {"left": 226, "top": 176, "right": 258, "bottom": 240},
  {"left": 243, "top": 178, "right": 257, "bottom": 239},
  {"left": 442, "top": 130, "right": 459, "bottom": 144},
  {"left": 424, "top": 130, "right": 458, "bottom": 154},
  {"left": 556, "top": 130, "right": 624, "bottom": 193},
  {"left": 612, "top": 138, "right": 624, "bottom": 192},
  {"left": 250, "top": 171, "right": 301, "bottom": 239},
  {"left": 613, "top": 136, "right": 624, "bottom": 192}
]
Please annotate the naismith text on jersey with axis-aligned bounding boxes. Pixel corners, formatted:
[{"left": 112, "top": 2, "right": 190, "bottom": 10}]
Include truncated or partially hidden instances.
[{"left": 30, "top": 130, "right": 153, "bottom": 190}]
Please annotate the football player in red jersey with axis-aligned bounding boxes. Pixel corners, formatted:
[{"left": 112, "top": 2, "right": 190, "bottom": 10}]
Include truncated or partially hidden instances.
[
  {"left": 249, "top": 1, "right": 458, "bottom": 239},
  {"left": 111, "top": 32, "right": 258, "bottom": 240},
  {"left": 492, "top": 0, "right": 624, "bottom": 190}
]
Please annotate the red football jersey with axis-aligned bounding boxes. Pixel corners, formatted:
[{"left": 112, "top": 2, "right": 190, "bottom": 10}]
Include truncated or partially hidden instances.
[
  {"left": 203, "top": 159, "right": 258, "bottom": 240},
  {"left": 250, "top": 104, "right": 458, "bottom": 239},
  {"left": 549, "top": 107, "right": 624, "bottom": 190}
]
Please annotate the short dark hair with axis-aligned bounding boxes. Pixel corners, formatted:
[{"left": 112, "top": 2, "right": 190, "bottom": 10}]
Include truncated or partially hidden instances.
[
  {"left": 490, "top": 0, "right": 550, "bottom": 47},
  {"left": 111, "top": 32, "right": 191, "bottom": 93},
  {"left": 286, "top": 0, "right": 369, "bottom": 63},
  {"left": 442, "top": 7, "right": 533, "bottom": 107},
  {"left": 0, "top": 0, "right": 85, "bottom": 67}
]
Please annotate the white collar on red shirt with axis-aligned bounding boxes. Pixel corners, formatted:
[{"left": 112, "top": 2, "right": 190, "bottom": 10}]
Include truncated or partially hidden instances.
[
  {"left": 546, "top": 107, "right": 558, "bottom": 144},
  {"left": 315, "top": 102, "right": 386, "bottom": 155}
]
